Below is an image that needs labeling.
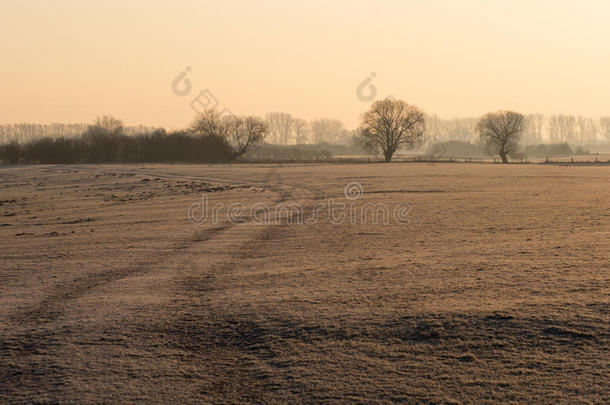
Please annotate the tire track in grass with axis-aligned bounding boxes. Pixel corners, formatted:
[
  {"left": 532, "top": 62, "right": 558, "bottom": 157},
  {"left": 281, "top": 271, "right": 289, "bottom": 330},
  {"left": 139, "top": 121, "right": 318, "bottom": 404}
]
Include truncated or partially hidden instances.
[
  {"left": 1, "top": 166, "right": 323, "bottom": 402},
  {"left": 163, "top": 179, "right": 324, "bottom": 402},
  {"left": 7, "top": 166, "right": 300, "bottom": 324}
]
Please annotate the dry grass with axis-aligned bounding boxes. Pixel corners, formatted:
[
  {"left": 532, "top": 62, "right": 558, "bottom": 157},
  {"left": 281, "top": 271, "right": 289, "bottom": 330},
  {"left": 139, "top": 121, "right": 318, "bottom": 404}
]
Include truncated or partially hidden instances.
[{"left": 0, "top": 163, "right": 608, "bottom": 403}]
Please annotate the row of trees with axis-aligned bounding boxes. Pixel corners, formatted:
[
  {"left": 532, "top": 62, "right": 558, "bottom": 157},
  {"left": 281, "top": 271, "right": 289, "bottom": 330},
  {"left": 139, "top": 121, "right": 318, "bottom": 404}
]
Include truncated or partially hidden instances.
[
  {"left": 1, "top": 101, "right": 606, "bottom": 164},
  {"left": 264, "top": 113, "right": 352, "bottom": 145},
  {"left": 0, "top": 113, "right": 265, "bottom": 164},
  {"left": 0, "top": 115, "right": 354, "bottom": 146},
  {"left": 0, "top": 122, "right": 157, "bottom": 144},
  {"left": 426, "top": 114, "right": 610, "bottom": 146},
  {"left": 357, "top": 100, "right": 570, "bottom": 163},
  {"left": 199, "top": 105, "right": 605, "bottom": 163},
  {"left": 4, "top": 112, "right": 609, "bottom": 148}
]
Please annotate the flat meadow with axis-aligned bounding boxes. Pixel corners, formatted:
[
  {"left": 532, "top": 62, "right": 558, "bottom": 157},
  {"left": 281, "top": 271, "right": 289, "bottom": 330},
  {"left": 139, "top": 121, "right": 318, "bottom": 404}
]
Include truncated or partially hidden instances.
[{"left": 0, "top": 162, "right": 608, "bottom": 403}]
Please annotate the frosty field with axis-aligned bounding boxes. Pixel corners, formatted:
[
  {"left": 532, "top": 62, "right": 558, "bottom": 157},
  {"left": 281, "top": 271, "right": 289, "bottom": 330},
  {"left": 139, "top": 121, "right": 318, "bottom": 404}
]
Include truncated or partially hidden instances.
[{"left": 1, "top": 163, "right": 608, "bottom": 403}]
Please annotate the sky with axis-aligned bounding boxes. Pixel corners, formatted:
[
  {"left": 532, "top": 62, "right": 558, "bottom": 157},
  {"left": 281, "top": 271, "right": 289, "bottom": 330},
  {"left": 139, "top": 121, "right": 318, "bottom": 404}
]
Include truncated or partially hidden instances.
[{"left": 1, "top": 0, "right": 609, "bottom": 129}]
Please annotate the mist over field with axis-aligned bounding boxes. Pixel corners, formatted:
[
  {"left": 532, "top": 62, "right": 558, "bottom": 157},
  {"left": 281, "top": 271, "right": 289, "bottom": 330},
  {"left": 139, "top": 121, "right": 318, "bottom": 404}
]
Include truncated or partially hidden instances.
[{"left": 1, "top": 1, "right": 609, "bottom": 404}]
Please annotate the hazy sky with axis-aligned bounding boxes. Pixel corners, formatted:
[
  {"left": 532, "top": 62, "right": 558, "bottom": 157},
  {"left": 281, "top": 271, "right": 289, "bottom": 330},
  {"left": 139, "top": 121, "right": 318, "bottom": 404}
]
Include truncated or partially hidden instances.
[{"left": 1, "top": 0, "right": 609, "bottom": 129}]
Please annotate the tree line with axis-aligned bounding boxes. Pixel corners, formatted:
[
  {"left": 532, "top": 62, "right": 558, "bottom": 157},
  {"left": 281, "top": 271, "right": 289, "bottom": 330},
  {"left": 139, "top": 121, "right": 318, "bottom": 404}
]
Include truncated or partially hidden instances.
[
  {"left": 425, "top": 114, "right": 610, "bottom": 146},
  {"left": 1, "top": 101, "right": 609, "bottom": 164},
  {"left": 0, "top": 113, "right": 263, "bottom": 164},
  {"left": 3, "top": 113, "right": 609, "bottom": 149},
  {"left": 0, "top": 123, "right": 158, "bottom": 144},
  {"left": 356, "top": 101, "right": 603, "bottom": 163}
]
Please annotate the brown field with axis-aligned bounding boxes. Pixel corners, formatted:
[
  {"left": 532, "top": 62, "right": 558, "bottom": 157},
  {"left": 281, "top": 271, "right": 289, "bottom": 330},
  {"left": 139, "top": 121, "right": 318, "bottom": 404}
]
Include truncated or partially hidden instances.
[{"left": 1, "top": 163, "right": 608, "bottom": 404}]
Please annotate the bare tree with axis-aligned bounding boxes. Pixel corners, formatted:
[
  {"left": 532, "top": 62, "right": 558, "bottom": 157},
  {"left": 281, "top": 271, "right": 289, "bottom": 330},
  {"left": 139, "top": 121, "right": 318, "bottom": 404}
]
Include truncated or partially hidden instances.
[
  {"left": 292, "top": 118, "right": 309, "bottom": 144},
  {"left": 424, "top": 114, "right": 443, "bottom": 144},
  {"left": 81, "top": 115, "right": 125, "bottom": 162},
  {"left": 447, "top": 117, "right": 477, "bottom": 142},
  {"left": 600, "top": 117, "right": 610, "bottom": 141},
  {"left": 577, "top": 116, "right": 599, "bottom": 148},
  {"left": 192, "top": 109, "right": 266, "bottom": 159},
  {"left": 310, "top": 119, "right": 328, "bottom": 144},
  {"left": 191, "top": 109, "right": 228, "bottom": 139},
  {"left": 310, "top": 119, "right": 344, "bottom": 144},
  {"left": 360, "top": 99, "right": 425, "bottom": 162},
  {"left": 326, "top": 119, "right": 344, "bottom": 144},
  {"left": 265, "top": 112, "right": 293, "bottom": 145},
  {"left": 91, "top": 115, "right": 124, "bottom": 136},
  {"left": 548, "top": 115, "right": 576, "bottom": 143},
  {"left": 476, "top": 111, "right": 525, "bottom": 163},
  {"left": 336, "top": 129, "right": 353, "bottom": 145},
  {"left": 523, "top": 114, "right": 544, "bottom": 145},
  {"left": 225, "top": 116, "right": 267, "bottom": 158}
]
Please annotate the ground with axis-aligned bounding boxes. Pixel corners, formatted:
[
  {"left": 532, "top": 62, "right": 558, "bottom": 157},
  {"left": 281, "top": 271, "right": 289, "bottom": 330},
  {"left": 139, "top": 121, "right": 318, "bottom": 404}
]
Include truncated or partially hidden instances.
[{"left": 0, "top": 163, "right": 608, "bottom": 404}]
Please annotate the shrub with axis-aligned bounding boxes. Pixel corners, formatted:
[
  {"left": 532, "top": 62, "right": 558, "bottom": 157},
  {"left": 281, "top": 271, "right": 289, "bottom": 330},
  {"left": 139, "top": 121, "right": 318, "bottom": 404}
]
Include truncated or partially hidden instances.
[
  {"left": 0, "top": 141, "right": 23, "bottom": 164},
  {"left": 522, "top": 143, "right": 580, "bottom": 158},
  {"left": 425, "top": 141, "right": 487, "bottom": 157},
  {"left": 244, "top": 143, "right": 333, "bottom": 160},
  {"left": 0, "top": 130, "right": 235, "bottom": 164}
]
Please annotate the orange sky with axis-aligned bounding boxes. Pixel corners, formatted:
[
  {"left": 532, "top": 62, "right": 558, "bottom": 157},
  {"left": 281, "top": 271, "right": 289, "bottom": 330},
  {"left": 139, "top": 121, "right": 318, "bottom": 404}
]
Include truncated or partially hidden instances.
[{"left": 1, "top": 0, "right": 609, "bottom": 129}]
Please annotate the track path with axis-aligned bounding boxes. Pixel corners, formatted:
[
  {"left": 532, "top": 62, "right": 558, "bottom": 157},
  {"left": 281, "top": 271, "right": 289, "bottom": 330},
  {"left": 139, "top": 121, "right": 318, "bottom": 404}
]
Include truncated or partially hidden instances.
[{"left": 1, "top": 164, "right": 322, "bottom": 402}]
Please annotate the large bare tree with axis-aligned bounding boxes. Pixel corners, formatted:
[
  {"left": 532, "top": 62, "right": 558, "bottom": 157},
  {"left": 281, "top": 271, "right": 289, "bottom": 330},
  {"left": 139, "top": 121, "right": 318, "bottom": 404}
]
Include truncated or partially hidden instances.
[
  {"left": 476, "top": 111, "right": 525, "bottom": 163},
  {"left": 360, "top": 99, "right": 425, "bottom": 162}
]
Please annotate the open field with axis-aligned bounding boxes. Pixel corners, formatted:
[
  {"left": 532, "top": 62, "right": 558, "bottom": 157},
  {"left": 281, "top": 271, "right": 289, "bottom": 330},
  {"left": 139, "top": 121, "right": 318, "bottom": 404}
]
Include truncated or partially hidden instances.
[{"left": 0, "top": 163, "right": 608, "bottom": 403}]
